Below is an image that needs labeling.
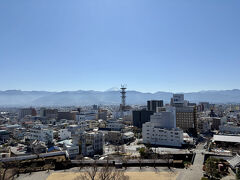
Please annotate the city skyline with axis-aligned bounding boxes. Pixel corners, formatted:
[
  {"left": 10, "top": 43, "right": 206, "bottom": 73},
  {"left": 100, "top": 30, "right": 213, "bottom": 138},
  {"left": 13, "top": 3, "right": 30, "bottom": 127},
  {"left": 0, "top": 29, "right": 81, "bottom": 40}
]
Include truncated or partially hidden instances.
[
  {"left": 1, "top": 0, "right": 240, "bottom": 93},
  {"left": 1, "top": 87, "right": 240, "bottom": 94}
]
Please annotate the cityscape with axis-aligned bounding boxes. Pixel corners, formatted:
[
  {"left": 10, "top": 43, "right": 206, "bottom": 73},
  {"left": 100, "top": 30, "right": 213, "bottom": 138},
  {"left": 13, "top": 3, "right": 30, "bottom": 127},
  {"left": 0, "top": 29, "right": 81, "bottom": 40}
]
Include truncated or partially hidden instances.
[
  {"left": 0, "top": 87, "right": 240, "bottom": 180},
  {"left": 1, "top": 0, "right": 240, "bottom": 180}
]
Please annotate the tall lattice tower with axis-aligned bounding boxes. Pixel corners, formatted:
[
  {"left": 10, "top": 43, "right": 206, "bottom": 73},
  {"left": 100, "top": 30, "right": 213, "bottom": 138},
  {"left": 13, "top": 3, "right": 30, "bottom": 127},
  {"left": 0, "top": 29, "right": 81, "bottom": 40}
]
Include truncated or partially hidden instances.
[{"left": 120, "top": 85, "right": 127, "bottom": 111}]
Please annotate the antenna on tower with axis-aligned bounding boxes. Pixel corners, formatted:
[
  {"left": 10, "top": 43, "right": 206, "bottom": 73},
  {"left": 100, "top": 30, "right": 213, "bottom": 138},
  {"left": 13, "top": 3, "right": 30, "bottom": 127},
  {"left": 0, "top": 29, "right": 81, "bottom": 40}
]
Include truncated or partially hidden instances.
[{"left": 120, "top": 84, "right": 127, "bottom": 112}]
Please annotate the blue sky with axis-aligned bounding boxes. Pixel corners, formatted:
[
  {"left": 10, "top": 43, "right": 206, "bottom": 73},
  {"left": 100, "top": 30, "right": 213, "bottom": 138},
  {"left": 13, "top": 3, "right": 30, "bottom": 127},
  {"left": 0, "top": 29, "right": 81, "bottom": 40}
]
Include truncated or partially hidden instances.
[{"left": 0, "top": 0, "right": 240, "bottom": 93}]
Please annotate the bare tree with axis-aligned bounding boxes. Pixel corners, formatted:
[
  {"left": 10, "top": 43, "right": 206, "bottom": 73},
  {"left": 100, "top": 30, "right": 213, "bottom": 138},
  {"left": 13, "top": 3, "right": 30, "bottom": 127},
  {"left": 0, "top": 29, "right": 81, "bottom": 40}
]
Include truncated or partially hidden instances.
[
  {"left": 74, "top": 162, "right": 128, "bottom": 180},
  {"left": 75, "top": 163, "right": 98, "bottom": 180},
  {"left": 152, "top": 153, "right": 158, "bottom": 169},
  {"left": 98, "top": 165, "right": 114, "bottom": 180},
  {"left": 120, "top": 157, "right": 128, "bottom": 170},
  {"left": 138, "top": 158, "right": 142, "bottom": 170},
  {"left": 162, "top": 152, "right": 172, "bottom": 170},
  {"left": 111, "top": 170, "right": 129, "bottom": 180},
  {"left": 0, "top": 162, "right": 20, "bottom": 180},
  {"left": 0, "top": 162, "right": 8, "bottom": 180}
]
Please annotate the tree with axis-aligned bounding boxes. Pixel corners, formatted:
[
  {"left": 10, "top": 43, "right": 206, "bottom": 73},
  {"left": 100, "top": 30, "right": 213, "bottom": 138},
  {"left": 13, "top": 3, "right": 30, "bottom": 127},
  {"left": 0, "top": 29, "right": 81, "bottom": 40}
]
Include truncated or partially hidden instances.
[
  {"left": 74, "top": 162, "right": 129, "bottom": 180},
  {"left": 236, "top": 168, "right": 240, "bottom": 180},
  {"left": 138, "top": 157, "right": 143, "bottom": 170},
  {"left": 0, "top": 162, "right": 20, "bottom": 180},
  {"left": 204, "top": 157, "right": 220, "bottom": 179},
  {"left": 152, "top": 153, "right": 158, "bottom": 169},
  {"left": 0, "top": 162, "right": 8, "bottom": 180},
  {"left": 162, "top": 152, "right": 172, "bottom": 170},
  {"left": 120, "top": 157, "right": 128, "bottom": 170},
  {"left": 78, "top": 164, "right": 98, "bottom": 180}
]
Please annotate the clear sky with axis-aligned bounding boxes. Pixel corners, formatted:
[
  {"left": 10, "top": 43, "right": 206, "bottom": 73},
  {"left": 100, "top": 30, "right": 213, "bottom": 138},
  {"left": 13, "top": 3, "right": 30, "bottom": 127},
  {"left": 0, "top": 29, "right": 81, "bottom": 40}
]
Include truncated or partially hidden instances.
[{"left": 0, "top": 0, "right": 240, "bottom": 93}]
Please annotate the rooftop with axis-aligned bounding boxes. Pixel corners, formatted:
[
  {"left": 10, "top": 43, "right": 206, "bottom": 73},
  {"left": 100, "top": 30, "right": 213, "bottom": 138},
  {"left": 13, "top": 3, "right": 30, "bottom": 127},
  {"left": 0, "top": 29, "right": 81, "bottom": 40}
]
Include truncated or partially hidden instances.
[{"left": 213, "top": 135, "right": 240, "bottom": 143}]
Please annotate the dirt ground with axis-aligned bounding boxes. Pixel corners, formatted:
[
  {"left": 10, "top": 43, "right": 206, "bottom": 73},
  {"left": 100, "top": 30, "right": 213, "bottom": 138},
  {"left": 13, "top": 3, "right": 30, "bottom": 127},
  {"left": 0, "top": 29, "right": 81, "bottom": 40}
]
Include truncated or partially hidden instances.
[{"left": 46, "top": 171, "right": 178, "bottom": 180}]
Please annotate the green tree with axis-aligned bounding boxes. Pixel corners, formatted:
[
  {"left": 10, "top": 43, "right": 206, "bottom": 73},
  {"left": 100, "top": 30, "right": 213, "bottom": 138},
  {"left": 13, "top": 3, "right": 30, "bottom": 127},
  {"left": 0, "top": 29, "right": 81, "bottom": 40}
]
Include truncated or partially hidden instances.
[
  {"left": 204, "top": 157, "right": 219, "bottom": 179},
  {"left": 236, "top": 168, "right": 240, "bottom": 180}
]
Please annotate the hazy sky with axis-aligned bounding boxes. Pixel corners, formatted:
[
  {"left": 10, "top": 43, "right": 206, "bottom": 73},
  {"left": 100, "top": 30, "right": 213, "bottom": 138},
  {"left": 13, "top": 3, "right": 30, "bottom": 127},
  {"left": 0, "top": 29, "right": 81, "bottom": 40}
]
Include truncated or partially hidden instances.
[{"left": 0, "top": 0, "right": 240, "bottom": 93}]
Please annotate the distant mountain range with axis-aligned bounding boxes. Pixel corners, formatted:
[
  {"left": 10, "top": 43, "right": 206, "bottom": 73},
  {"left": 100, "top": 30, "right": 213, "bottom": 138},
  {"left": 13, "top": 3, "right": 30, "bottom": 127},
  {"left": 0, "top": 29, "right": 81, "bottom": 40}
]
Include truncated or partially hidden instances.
[{"left": 0, "top": 89, "right": 240, "bottom": 106}]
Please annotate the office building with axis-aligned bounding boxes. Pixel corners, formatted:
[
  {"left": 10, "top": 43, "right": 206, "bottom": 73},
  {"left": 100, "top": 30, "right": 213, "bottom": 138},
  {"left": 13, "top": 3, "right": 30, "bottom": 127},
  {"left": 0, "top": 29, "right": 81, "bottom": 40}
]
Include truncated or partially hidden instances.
[
  {"left": 142, "top": 107, "right": 183, "bottom": 147},
  {"left": 58, "top": 111, "right": 76, "bottom": 121},
  {"left": 175, "top": 106, "right": 197, "bottom": 133},
  {"left": 147, "top": 100, "right": 164, "bottom": 112},
  {"left": 18, "top": 108, "right": 37, "bottom": 119},
  {"left": 170, "top": 94, "right": 197, "bottom": 134},
  {"left": 132, "top": 109, "right": 154, "bottom": 128},
  {"left": 40, "top": 108, "right": 58, "bottom": 119},
  {"left": 171, "top": 94, "right": 185, "bottom": 107}
]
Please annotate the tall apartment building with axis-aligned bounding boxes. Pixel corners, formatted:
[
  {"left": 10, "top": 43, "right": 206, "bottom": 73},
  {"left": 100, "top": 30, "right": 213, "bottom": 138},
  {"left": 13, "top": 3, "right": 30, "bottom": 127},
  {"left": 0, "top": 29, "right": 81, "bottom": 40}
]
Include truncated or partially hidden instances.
[
  {"left": 132, "top": 109, "right": 154, "bottom": 128},
  {"left": 147, "top": 100, "right": 164, "bottom": 113},
  {"left": 142, "top": 107, "right": 183, "bottom": 147},
  {"left": 18, "top": 108, "right": 37, "bottom": 119}
]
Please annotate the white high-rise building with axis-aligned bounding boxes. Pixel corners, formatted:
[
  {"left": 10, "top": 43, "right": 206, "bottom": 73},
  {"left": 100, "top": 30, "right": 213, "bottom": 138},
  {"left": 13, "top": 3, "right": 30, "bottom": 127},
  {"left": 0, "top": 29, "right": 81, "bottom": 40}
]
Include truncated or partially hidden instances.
[{"left": 142, "top": 107, "right": 183, "bottom": 147}]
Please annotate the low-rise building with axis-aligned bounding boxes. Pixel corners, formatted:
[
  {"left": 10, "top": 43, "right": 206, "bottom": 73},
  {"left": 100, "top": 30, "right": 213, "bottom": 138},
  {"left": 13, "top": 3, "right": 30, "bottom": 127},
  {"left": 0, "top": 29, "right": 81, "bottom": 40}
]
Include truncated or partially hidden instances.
[
  {"left": 80, "top": 131, "right": 104, "bottom": 157},
  {"left": 105, "top": 131, "right": 123, "bottom": 145},
  {"left": 106, "top": 120, "right": 124, "bottom": 131},
  {"left": 76, "top": 112, "right": 97, "bottom": 122},
  {"left": 59, "top": 129, "right": 71, "bottom": 140},
  {"left": 212, "top": 117, "right": 221, "bottom": 130},
  {"left": 198, "top": 117, "right": 211, "bottom": 133},
  {"left": 0, "top": 130, "right": 10, "bottom": 142},
  {"left": 31, "top": 140, "right": 47, "bottom": 154},
  {"left": 219, "top": 123, "right": 240, "bottom": 134},
  {"left": 57, "top": 139, "right": 79, "bottom": 159},
  {"left": 67, "top": 125, "right": 80, "bottom": 136},
  {"left": 26, "top": 126, "right": 53, "bottom": 144},
  {"left": 123, "top": 131, "right": 135, "bottom": 143}
]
